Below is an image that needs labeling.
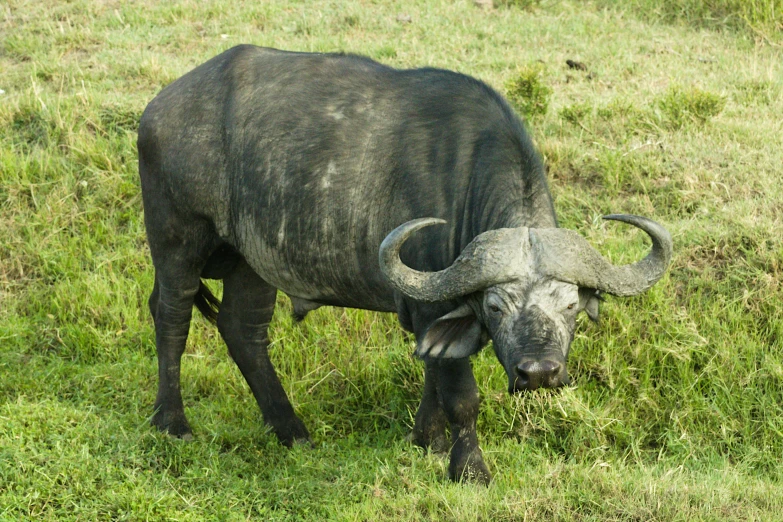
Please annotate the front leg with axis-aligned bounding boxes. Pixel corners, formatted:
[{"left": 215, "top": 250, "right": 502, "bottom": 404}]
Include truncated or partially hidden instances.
[
  {"left": 402, "top": 300, "right": 451, "bottom": 454},
  {"left": 437, "top": 358, "right": 491, "bottom": 485},
  {"left": 404, "top": 298, "right": 489, "bottom": 483},
  {"left": 410, "top": 360, "right": 448, "bottom": 453}
]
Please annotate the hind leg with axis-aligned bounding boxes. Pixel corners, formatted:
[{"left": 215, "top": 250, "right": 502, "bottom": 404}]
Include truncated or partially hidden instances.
[
  {"left": 218, "top": 258, "right": 310, "bottom": 446},
  {"left": 144, "top": 196, "right": 215, "bottom": 437},
  {"left": 148, "top": 257, "right": 205, "bottom": 438}
]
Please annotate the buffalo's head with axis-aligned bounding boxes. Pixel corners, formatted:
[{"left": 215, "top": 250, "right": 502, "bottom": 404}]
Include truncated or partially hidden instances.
[{"left": 379, "top": 215, "right": 672, "bottom": 393}]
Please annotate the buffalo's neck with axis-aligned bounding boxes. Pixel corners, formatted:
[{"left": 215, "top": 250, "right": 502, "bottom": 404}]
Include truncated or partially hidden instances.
[{"left": 460, "top": 133, "right": 557, "bottom": 253}]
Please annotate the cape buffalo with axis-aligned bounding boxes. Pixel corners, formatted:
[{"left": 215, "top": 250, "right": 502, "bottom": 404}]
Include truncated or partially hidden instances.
[{"left": 138, "top": 45, "right": 672, "bottom": 483}]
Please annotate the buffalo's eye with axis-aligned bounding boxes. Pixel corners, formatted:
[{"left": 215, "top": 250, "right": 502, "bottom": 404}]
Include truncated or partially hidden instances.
[
  {"left": 566, "top": 303, "right": 576, "bottom": 310},
  {"left": 488, "top": 303, "right": 502, "bottom": 314}
]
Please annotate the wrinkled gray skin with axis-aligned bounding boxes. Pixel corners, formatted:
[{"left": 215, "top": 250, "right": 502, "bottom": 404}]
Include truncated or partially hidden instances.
[{"left": 138, "top": 45, "right": 671, "bottom": 485}]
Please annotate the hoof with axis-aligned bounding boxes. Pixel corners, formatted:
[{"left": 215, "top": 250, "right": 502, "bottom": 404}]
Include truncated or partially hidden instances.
[
  {"left": 151, "top": 409, "right": 193, "bottom": 439},
  {"left": 290, "top": 436, "right": 315, "bottom": 449},
  {"left": 408, "top": 430, "right": 449, "bottom": 454},
  {"left": 449, "top": 449, "right": 491, "bottom": 486},
  {"left": 271, "top": 417, "right": 311, "bottom": 448}
]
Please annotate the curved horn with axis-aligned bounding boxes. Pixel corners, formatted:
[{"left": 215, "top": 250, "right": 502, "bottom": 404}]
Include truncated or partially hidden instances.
[
  {"left": 531, "top": 214, "right": 673, "bottom": 297},
  {"left": 379, "top": 218, "right": 521, "bottom": 302}
]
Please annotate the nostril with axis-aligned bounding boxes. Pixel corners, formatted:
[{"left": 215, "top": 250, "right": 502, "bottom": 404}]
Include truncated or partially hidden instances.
[
  {"left": 539, "top": 360, "right": 562, "bottom": 379},
  {"left": 515, "top": 361, "right": 533, "bottom": 378}
]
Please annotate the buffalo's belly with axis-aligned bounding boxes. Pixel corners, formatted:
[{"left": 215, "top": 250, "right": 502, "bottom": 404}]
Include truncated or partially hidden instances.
[{"left": 232, "top": 213, "right": 395, "bottom": 312}]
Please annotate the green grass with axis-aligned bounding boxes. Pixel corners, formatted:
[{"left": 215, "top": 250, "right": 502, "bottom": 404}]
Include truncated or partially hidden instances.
[
  {"left": 2, "top": 0, "right": 783, "bottom": 519},
  {"left": 593, "top": 0, "right": 783, "bottom": 43}
]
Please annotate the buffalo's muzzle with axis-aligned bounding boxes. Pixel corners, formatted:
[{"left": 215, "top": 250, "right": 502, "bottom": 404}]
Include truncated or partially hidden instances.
[{"left": 511, "top": 359, "right": 567, "bottom": 392}]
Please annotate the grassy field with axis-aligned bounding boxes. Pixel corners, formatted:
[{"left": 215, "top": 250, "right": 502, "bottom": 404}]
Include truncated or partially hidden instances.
[{"left": 2, "top": 0, "right": 783, "bottom": 519}]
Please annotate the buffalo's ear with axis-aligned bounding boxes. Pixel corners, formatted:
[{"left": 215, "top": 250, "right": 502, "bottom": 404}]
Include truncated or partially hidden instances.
[
  {"left": 415, "top": 304, "right": 483, "bottom": 359},
  {"left": 579, "top": 288, "right": 601, "bottom": 323}
]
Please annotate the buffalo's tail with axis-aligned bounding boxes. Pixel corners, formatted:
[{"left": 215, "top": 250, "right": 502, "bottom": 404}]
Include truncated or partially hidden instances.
[{"left": 194, "top": 281, "right": 220, "bottom": 324}]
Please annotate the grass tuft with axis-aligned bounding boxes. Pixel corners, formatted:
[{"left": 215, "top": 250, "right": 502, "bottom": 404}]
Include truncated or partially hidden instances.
[
  {"left": 657, "top": 85, "right": 726, "bottom": 128},
  {"left": 8, "top": 104, "right": 62, "bottom": 151},
  {"left": 98, "top": 105, "right": 143, "bottom": 135},
  {"left": 504, "top": 64, "right": 551, "bottom": 119},
  {"left": 733, "top": 79, "right": 780, "bottom": 106}
]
